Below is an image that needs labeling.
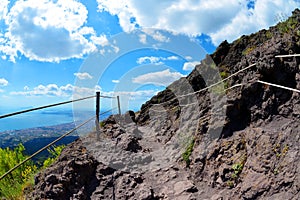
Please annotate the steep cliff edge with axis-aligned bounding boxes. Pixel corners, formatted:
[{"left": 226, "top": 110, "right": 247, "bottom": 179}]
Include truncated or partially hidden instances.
[{"left": 30, "top": 9, "right": 300, "bottom": 200}]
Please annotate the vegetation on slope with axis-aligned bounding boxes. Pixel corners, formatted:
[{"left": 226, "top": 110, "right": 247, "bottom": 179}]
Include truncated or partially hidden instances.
[{"left": 0, "top": 144, "right": 64, "bottom": 199}]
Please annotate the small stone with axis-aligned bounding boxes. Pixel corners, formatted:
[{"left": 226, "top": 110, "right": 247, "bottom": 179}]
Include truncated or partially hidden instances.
[
  {"left": 216, "top": 177, "right": 223, "bottom": 185},
  {"left": 174, "top": 181, "right": 198, "bottom": 195},
  {"left": 45, "top": 174, "right": 57, "bottom": 184}
]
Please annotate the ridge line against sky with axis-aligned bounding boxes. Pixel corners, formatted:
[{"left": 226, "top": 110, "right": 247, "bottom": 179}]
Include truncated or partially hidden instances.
[{"left": 0, "top": 0, "right": 299, "bottom": 111}]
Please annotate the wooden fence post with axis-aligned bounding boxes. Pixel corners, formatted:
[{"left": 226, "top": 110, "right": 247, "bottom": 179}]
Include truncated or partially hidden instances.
[
  {"left": 117, "top": 96, "right": 121, "bottom": 115},
  {"left": 95, "top": 91, "right": 100, "bottom": 140}
]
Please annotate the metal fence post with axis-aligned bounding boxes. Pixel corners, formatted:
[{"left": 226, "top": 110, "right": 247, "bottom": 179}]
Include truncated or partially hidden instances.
[
  {"left": 117, "top": 96, "right": 121, "bottom": 115},
  {"left": 96, "top": 91, "right": 100, "bottom": 140}
]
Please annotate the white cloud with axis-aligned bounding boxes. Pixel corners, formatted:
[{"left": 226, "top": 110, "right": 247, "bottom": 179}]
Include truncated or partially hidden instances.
[
  {"left": 0, "top": 0, "right": 105, "bottom": 62},
  {"left": 10, "top": 82, "right": 156, "bottom": 106},
  {"left": 210, "top": 0, "right": 300, "bottom": 45},
  {"left": 90, "top": 34, "right": 109, "bottom": 47},
  {"left": 112, "top": 80, "right": 120, "bottom": 83},
  {"left": 136, "top": 55, "right": 180, "bottom": 65},
  {"left": 97, "top": 0, "right": 300, "bottom": 46},
  {"left": 167, "top": 56, "right": 179, "bottom": 60},
  {"left": 0, "top": 78, "right": 8, "bottom": 87},
  {"left": 78, "top": 26, "right": 95, "bottom": 35},
  {"left": 10, "top": 83, "right": 100, "bottom": 97},
  {"left": 97, "top": 0, "right": 136, "bottom": 32},
  {"left": 142, "top": 29, "right": 170, "bottom": 42},
  {"left": 183, "top": 61, "right": 199, "bottom": 71},
  {"left": 132, "top": 69, "right": 184, "bottom": 86},
  {"left": 0, "top": 0, "right": 9, "bottom": 20},
  {"left": 137, "top": 56, "right": 161, "bottom": 65},
  {"left": 139, "top": 34, "right": 147, "bottom": 44},
  {"left": 185, "top": 56, "right": 193, "bottom": 61},
  {"left": 74, "top": 72, "right": 93, "bottom": 80},
  {"left": 104, "top": 90, "right": 158, "bottom": 101}
]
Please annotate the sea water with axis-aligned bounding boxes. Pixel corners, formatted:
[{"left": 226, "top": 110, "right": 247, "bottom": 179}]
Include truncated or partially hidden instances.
[{"left": 0, "top": 109, "right": 112, "bottom": 132}]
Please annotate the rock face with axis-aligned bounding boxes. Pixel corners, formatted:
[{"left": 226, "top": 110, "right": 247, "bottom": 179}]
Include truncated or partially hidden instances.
[
  {"left": 31, "top": 9, "right": 300, "bottom": 199},
  {"left": 30, "top": 141, "right": 99, "bottom": 199}
]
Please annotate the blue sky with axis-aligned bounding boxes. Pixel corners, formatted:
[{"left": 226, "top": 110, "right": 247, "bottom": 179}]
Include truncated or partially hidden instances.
[{"left": 0, "top": 0, "right": 299, "bottom": 112}]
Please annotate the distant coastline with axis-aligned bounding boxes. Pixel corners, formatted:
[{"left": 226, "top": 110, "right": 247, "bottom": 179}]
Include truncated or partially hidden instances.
[
  {"left": 0, "top": 109, "right": 112, "bottom": 132},
  {"left": 0, "top": 109, "right": 114, "bottom": 151}
]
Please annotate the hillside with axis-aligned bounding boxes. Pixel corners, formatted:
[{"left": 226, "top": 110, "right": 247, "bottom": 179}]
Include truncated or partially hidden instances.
[
  {"left": 30, "top": 9, "right": 300, "bottom": 199},
  {"left": 0, "top": 123, "right": 78, "bottom": 162}
]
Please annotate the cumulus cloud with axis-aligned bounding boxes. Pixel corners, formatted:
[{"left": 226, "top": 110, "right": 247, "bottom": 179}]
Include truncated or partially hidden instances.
[
  {"left": 167, "top": 56, "right": 179, "bottom": 60},
  {"left": 136, "top": 56, "right": 180, "bottom": 65},
  {"left": 90, "top": 35, "right": 109, "bottom": 47},
  {"left": 0, "top": 0, "right": 111, "bottom": 62},
  {"left": 0, "top": 0, "right": 9, "bottom": 20},
  {"left": 139, "top": 34, "right": 147, "bottom": 44},
  {"left": 97, "top": 0, "right": 300, "bottom": 46},
  {"left": 142, "top": 29, "right": 171, "bottom": 42},
  {"left": 104, "top": 90, "right": 158, "bottom": 101},
  {"left": 97, "top": 0, "right": 136, "bottom": 32},
  {"left": 10, "top": 84, "right": 68, "bottom": 96},
  {"left": 210, "top": 0, "right": 300, "bottom": 45},
  {"left": 10, "top": 82, "right": 156, "bottom": 105},
  {"left": 0, "top": 78, "right": 8, "bottom": 87},
  {"left": 10, "top": 83, "right": 101, "bottom": 97},
  {"left": 137, "top": 56, "right": 162, "bottom": 65},
  {"left": 74, "top": 72, "right": 93, "bottom": 80},
  {"left": 132, "top": 69, "right": 184, "bottom": 86},
  {"left": 183, "top": 61, "right": 199, "bottom": 71}
]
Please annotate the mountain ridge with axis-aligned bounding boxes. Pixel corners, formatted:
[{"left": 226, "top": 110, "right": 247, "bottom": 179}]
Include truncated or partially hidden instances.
[{"left": 30, "top": 9, "right": 300, "bottom": 199}]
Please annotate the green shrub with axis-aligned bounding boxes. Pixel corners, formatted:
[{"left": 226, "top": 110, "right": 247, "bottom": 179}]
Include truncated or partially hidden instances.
[
  {"left": 232, "top": 163, "right": 243, "bottom": 176},
  {"left": 220, "top": 71, "right": 229, "bottom": 79},
  {"left": 43, "top": 145, "right": 65, "bottom": 168},
  {"left": 273, "top": 143, "right": 289, "bottom": 158},
  {"left": 220, "top": 71, "right": 230, "bottom": 89},
  {"left": 228, "top": 154, "right": 247, "bottom": 187},
  {"left": 0, "top": 143, "right": 65, "bottom": 199},
  {"left": 242, "top": 46, "right": 256, "bottom": 55},
  {"left": 226, "top": 180, "right": 234, "bottom": 188},
  {"left": 266, "top": 30, "right": 273, "bottom": 39},
  {"left": 182, "top": 137, "right": 195, "bottom": 167},
  {"left": 277, "top": 17, "right": 298, "bottom": 34},
  {"left": 99, "top": 121, "right": 105, "bottom": 128},
  {"left": 0, "top": 144, "right": 37, "bottom": 199}
]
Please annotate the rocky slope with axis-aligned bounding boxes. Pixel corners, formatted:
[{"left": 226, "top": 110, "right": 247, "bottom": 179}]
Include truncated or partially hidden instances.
[{"left": 30, "top": 9, "right": 300, "bottom": 199}]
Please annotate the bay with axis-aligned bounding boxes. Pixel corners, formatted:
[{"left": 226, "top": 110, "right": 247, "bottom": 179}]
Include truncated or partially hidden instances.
[{"left": 0, "top": 109, "right": 112, "bottom": 132}]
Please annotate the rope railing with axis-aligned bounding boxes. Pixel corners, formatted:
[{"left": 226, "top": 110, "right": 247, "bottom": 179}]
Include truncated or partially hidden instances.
[
  {"left": 1, "top": 57, "right": 298, "bottom": 182},
  {"left": 275, "top": 54, "right": 300, "bottom": 58},
  {"left": 148, "top": 83, "right": 245, "bottom": 113},
  {"left": 138, "top": 58, "right": 299, "bottom": 113},
  {"left": 152, "top": 63, "right": 256, "bottom": 107},
  {"left": 100, "top": 95, "right": 117, "bottom": 99},
  {"left": 148, "top": 78, "right": 300, "bottom": 115},
  {"left": 0, "top": 94, "right": 118, "bottom": 120},
  {"left": 0, "top": 106, "right": 119, "bottom": 181},
  {"left": 257, "top": 80, "right": 300, "bottom": 93},
  {"left": 146, "top": 59, "right": 300, "bottom": 113},
  {"left": 0, "top": 95, "right": 96, "bottom": 119},
  {"left": 0, "top": 115, "right": 96, "bottom": 181},
  {"left": 0, "top": 92, "right": 120, "bottom": 182},
  {"left": 148, "top": 78, "right": 300, "bottom": 114},
  {"left": 138, "top": 63, "right": 257, "bottom": 114}
]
